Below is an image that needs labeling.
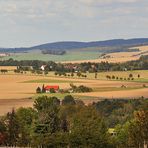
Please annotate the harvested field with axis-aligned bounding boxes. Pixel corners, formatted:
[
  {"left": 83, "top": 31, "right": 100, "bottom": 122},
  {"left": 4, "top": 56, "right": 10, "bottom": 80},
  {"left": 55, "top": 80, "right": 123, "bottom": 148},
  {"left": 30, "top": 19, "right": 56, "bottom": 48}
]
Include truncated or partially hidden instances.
[
  {"left": 0, "top": 98, "right": 33, "bottom": 116},
  {"left": 0, "top": 75, "right": 85, "bottom": 99},
  {"left": 62, "top": 56, "right": 139, "bottom": 64},
  {"left": 0, "top": 66, "right": 17, "bottom": 70},
  {"left": 0, "top": 72, "right": 147, "bottom": 115},
  {"left": 77, "top": 88, "right": 148, "bottom": 99},
  {"left": 63, "top": 45, "right": 148, "bottom": 63},
  {"left": 0, "top": 74, "right": 147, "bottom": 99}
]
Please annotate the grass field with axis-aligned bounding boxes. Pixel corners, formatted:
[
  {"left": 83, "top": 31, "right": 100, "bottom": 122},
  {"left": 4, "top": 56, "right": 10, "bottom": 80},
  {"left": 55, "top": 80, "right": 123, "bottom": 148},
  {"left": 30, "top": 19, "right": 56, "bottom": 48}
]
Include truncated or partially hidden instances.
[
  {"left": 2, "top": 50, "right": 101, "bottom": 62},
  {"left": 1, "top": 45, "right": 148, "bottom": 63},
  {"left": 22, "top": 79, "right": 86, "bottom": 84}
]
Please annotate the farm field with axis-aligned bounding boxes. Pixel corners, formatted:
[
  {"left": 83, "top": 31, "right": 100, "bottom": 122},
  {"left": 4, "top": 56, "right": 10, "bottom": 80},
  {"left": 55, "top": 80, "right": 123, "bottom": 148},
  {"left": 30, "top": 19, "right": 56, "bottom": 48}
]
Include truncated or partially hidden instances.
[
  {"left": 0, "top": 70, "right": 148, "bottom": 115},
  {"left": 1, "top": 45, "right": 147, "bottom": 63},
  {"left": 2, "top": 50, "right": 101, "bottom": 62},
  {"left": 63, "top": 45, "right": 148, "bottom": 63},
  {"left": 38, "top": 70, "right": 148, "bottom": 83},
  {"left": 0, "top": 66, "right": 17, "bottom": 70}
]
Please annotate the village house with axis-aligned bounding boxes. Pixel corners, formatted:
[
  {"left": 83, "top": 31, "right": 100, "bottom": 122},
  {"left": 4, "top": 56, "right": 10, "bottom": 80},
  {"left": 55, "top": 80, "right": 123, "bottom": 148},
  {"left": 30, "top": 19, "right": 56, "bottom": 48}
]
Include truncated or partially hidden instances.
[
  {"left": 40, "top": 65, "right": 46, "bottom": 71},
  {"left": 44, "top": 85, "right": 59, "bottom": 93},
  {"left": 0, "top": 53, "right": 9, "bottom": 57}
]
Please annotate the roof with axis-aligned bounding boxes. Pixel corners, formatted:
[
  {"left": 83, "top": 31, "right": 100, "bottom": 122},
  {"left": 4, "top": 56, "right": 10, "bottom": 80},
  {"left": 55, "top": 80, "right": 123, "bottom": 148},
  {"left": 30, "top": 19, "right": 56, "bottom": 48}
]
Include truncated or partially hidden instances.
[
  {"left": 44, "top": 85, "right": 59, "bottom": 90},
  {"left": 41, "top": 65, "right": 46, "bottom": 67}
]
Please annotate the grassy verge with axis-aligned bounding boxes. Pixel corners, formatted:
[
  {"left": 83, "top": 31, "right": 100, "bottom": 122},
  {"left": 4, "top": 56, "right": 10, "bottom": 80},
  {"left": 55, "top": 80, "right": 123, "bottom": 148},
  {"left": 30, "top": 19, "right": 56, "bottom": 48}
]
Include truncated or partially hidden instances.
[
  {"left": 21, "top": 79, "right": 85, "bottom": 83},
  {"left": 33, "top": 93, "right": 97, "bottom": 100},
  {"left": 132, "top": 78, "right": 148, "bottom": 83}
]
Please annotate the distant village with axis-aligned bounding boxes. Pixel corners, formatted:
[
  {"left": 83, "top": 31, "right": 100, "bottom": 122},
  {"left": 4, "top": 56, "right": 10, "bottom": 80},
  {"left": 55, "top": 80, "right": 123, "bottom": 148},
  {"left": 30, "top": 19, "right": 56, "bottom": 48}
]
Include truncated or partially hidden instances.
[{"left": 0, "top": 53, "right": 9, "bottom": 57}]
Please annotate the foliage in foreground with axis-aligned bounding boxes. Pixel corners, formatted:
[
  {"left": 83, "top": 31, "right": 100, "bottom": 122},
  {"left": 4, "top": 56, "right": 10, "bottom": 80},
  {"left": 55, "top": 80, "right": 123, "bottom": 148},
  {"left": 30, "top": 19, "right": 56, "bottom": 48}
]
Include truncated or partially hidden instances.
[{"left": 0, "top": 96, "right": 148, "bottom": 147}]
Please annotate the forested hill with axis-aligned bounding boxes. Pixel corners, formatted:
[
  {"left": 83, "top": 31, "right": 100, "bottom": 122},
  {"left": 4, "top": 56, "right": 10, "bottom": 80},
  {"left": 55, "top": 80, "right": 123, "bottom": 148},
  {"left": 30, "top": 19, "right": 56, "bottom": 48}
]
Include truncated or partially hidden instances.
[
  {"left": 1, "top": 38, "right": 148, "bottom": 52},
  {"left": 31, "top": 38, "right": 148, "bottom": 50}
]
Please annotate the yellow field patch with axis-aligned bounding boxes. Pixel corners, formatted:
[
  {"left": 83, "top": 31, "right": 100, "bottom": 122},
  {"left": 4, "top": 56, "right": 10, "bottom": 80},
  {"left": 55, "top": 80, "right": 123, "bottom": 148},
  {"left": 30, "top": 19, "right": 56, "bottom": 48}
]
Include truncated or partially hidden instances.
[{"left": 0, "top": 66, "right": 17, "bottom": 70}]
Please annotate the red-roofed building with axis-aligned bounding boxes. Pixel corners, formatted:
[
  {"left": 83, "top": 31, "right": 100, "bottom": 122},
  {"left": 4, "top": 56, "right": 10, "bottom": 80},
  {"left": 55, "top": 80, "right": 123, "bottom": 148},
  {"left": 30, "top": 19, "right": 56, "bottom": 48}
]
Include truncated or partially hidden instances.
[{"left": 44, "top": 85, "right": 59, "bottom": 93}]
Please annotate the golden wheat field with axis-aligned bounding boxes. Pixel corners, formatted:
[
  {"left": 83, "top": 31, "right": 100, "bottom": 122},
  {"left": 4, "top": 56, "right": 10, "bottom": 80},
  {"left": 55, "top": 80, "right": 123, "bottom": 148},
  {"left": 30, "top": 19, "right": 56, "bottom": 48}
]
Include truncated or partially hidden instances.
[
  {"left": 0, "top": 66, "right": 17, "bottom": 70},
  {"left": 0, "top": 72, "right": 148, "bottom": 115}
]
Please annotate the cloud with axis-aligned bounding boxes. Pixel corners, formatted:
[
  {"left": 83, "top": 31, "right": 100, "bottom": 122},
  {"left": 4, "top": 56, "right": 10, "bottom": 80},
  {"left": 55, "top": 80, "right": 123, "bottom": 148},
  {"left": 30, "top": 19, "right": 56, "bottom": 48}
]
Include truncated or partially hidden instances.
[
  {"left": 0, "top": 0, "right": 147, "bottom": 20},
  {"left": 78, "top": 0, "right": 140, "bottom": 6},
  {"left": 0, "top": 0, "right": 148, "bottom": 47}
]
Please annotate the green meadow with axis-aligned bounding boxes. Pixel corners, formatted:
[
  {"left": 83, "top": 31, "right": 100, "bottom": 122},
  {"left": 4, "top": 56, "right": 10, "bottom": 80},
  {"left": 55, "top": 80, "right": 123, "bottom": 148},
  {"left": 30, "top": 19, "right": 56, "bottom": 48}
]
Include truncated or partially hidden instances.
[
  {"left": 3, "top": 50, "right": 101, "bottom": 62},
  {"left": 22, "top": 79, "right": 85, "bottom": 83}
]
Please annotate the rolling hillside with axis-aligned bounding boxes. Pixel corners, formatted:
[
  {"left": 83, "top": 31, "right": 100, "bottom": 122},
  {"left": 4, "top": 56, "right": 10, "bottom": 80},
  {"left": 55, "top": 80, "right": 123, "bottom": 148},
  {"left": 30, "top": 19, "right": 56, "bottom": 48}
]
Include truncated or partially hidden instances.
[
  {"left": 1, "top": 38, "right": 148, "bottom": 53},
  {"left": 31, "top": 38, "right": 148, "bottom": 50}
]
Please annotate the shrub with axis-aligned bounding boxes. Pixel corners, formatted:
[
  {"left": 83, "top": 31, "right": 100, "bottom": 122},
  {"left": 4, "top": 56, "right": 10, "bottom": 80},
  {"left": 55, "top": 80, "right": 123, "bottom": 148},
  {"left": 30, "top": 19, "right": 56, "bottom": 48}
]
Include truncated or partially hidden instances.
[
  {"left": 112, "top": 75, "right": 115, "bottom": 79},
  {"left": 36, "top": 87, "right": 41, "bottom": 93},
  {"left": 70, "top": 84, "right": 92, "bottom": 93},
  {"left": 129, "top": 74, "right": 133, "bottom": 78},
  {"left": 62, "top": 95, "right": 76, "bottom": 105},
  {"left": 50, "top": 88, "right": 56, "bottom": 93},
  {"left": 75, "top": 85, "right": 93, "bottom": 93}
]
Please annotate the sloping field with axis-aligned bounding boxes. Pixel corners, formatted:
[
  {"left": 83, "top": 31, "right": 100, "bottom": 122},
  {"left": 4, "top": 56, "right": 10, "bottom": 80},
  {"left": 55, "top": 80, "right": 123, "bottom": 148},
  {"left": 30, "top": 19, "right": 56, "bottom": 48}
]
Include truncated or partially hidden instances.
[
  {"left": 0, "top": 74, "right": 147, "bottom": 100},
  {"left": 77, "top": 88, "right": 148, "bottom": 99},
  {"left": 63, "top": 45, "right": 148, "bottom": 63},
  {"left": 0, "top": 99, "right": 33, "bottom": 116},
  {"left": 0, "top": 73, "right": 148, "bottom": 115},
  {"left": 0, "top": 74, "right": 86, "bottom": 99},
  {"left": 2, "top": 50, "right": 101, "bottom": 62}
]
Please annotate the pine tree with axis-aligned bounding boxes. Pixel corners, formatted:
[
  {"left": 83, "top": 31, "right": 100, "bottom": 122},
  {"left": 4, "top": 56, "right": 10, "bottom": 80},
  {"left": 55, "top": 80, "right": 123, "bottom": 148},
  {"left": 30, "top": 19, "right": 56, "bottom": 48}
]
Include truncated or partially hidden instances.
[
  {"left": 6, "top": 109, "right": 20, "bottom": 146},
  {"left": 36, "top": 87, "right": 41, "bottom": 93},
  {"left": 42, "top": 84, "right": 46, "bottom": 93}
]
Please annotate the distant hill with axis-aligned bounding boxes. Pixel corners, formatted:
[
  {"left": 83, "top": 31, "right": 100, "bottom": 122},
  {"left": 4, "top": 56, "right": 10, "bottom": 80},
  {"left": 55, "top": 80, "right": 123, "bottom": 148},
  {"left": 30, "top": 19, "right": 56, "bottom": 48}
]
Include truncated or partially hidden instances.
[
  {"left": 1, "top": 38, "right": 148, "bottom": 53},
  {"left": 30, "top": 38, "right": 148, "bottom": 50}
]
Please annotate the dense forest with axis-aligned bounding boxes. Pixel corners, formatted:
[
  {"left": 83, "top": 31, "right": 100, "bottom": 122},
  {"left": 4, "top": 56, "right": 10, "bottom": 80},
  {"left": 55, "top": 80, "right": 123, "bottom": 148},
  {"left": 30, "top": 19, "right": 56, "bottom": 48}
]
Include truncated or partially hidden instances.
[{"left": 0, "top": 96, "right": 148, "bottom": 147}]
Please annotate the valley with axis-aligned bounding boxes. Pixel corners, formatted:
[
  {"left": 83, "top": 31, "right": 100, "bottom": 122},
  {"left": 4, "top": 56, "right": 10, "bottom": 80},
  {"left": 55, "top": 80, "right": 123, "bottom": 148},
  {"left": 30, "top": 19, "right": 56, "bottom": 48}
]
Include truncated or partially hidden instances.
[{"left": 0, "top": 70, "right": 147, "bottom": 115}]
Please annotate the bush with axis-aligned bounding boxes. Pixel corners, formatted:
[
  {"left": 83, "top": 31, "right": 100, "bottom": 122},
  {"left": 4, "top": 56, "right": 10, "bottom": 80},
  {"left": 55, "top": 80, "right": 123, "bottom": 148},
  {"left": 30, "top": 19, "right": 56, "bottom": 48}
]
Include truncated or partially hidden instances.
[
  {"left": 75, "top": 85, "right": 93, "bottom": 93},
  {"left": 70, "top": 84, "right": 92, "bottom": 93},
  {"left": 36, "top": 70, "right": 43, "bottom": 75},
  {"left": 62, "top": 95, "right": 76, "bottom": 105},
  {"left": 129, "top": 74, "right": 133, "bottom": 78},
  {"left": 36, "top": 87, "right": 41, "bottom": 93},
  {"left": 44, "top": 71, "right": 48, "bottom": 75},
  {"left": 14, "top": 69, "right": 21, "bottom": 73},
  {"left": 112, "top": 75, "right": 115, "bottom": 79},
  {"left": 50, "top": 88, "right": 56, "bottom": 93}
]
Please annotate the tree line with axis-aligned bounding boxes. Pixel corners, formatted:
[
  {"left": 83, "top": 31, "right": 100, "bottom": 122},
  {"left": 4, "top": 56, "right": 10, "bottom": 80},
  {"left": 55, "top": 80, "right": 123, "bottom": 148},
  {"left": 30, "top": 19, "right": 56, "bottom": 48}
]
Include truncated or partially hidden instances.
[{"left": 0, "top": 55, "right": 147, "bottom": 73}]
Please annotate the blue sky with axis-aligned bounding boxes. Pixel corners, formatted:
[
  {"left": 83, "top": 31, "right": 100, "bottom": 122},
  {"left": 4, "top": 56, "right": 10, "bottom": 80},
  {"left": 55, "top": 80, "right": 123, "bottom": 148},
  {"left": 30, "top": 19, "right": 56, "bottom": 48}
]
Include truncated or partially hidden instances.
[{"left": 0, "top": 0, "right": 148, "bottom": 47}]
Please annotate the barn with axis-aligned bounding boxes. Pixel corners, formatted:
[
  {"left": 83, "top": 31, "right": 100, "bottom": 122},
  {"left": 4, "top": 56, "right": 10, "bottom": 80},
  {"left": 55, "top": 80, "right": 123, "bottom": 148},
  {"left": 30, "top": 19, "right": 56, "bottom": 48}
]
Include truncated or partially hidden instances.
[{"left": 44, "top": 85, "right": 59, "bottom": 93}]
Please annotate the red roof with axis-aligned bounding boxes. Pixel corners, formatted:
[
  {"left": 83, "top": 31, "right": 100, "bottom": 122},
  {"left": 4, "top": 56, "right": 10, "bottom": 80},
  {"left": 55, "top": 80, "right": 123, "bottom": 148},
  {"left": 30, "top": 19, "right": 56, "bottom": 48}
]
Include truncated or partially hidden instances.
[{"left": 44, "top": 85, "right": 59, "bottom": 90}]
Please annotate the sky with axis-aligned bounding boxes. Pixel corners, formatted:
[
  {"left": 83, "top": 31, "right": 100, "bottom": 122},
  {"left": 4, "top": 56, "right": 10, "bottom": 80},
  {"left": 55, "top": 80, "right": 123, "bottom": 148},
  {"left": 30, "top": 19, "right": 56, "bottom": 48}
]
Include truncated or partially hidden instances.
[{"left": 0, "top": 0, "right": 148, "bottom": 47}]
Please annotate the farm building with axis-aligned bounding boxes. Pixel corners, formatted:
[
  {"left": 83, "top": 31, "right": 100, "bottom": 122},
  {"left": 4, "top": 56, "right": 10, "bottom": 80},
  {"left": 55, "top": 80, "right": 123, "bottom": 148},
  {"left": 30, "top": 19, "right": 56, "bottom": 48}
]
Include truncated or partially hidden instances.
[
  {"left": 44, "top": 85, "right": 59, "bottom": 93},
  {"left": 40, "top": 65, "right": 46, "bottom": 71}
]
